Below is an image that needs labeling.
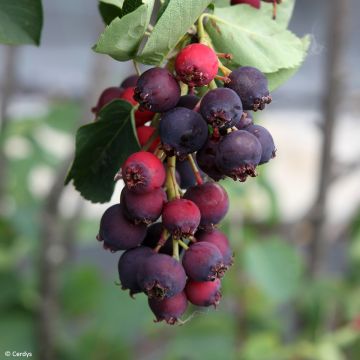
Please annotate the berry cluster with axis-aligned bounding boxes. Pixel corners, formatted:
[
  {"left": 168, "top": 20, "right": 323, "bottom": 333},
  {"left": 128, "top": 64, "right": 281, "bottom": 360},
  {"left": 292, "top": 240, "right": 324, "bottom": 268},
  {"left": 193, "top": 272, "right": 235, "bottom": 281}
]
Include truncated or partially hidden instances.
[{"left": 94, "top": 42, "right": 276, "bottom": 324}]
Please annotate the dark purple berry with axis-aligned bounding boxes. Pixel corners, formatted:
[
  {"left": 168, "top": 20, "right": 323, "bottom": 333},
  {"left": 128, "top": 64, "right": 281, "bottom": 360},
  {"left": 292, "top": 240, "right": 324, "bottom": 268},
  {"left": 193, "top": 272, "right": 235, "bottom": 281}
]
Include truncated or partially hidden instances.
[
  {"left": 184, "top": 183, "right": 229, "bottom": 229},
  {"left": 177, "top": 94, "right": 200, "bottom": 110},
  {"left": 244, "top": 124, "right": 276, "bottom": 164},
  {"left": 226, "top": 66, "right": 271, "bottom": 111},
  {"left": 196, "top": 229, "right": 233, "bottom": 267},
  {"left": 215, "top": 130, "right": 262, "bottom": 182},
  {"left": 148, "top": 291, "right": 188, "bottom": 325},
  {"left": 182, "top": 242, "right": 226, "bottom": 281},
  {"left": 200, "top": 88, "right": 243, "bottom": 129},
  {"left": 162, "top": 199, "right": 201, "bottom": 237},
  {"left": 159, "top": 107, "right": 208, "bottom": 157},
  {"left": 120, "top": 74, "right": 139, "bottom": 88},
  {"left": 185, "top": 279, "right": 221, "bottom": 307},
  {"left": 142, "top": 223, "right": 173, "bottom": 256},
  {"left": 134, "top": 68, "right": 180, "bottom": 112},
  {"left": 236, "top": 111, "right": 254, "bottom": 129},
  {"left": 97, "top": 204, "right": 147, "bottom": 251},
  {"left": 118, "top": 246, "right": 154, "bottom": 296},
  {"left": 121, "top": 152, "right": 166, "bottom": 194},
  {"left": 196, "top": 138, "right": 225, "bottom": 181},
  {"left": 137, "top": 253, "right": 186, "bottom": 299},
  {"left": 122, "top": 187, "right": 167, "bottom": 224},
  {"left": 176, "top": 158, "right": 203, "bottom": 189}
]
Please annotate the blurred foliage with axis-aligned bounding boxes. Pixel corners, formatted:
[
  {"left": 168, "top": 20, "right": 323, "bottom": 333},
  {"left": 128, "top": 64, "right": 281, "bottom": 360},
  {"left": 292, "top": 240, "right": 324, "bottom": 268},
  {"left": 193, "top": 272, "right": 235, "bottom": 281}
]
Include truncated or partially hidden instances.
[{"left": 1, "top": 102, "right": 360, "bottom": 360}]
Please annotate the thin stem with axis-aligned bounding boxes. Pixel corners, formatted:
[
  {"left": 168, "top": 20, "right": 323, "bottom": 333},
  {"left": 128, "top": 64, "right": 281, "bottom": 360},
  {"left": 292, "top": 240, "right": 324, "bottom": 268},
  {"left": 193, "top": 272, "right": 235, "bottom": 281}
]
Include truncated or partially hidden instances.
[
  {"left": 150, "top": 113, "right": 161, "bottom": 127},
  {"left": 197, "top": 14, "right": 207, "bottom": 44},
  {"left": 187, "top": 154, "right": 203, "bottom": 185},
  {"left": 132, "top": 60, "right": 141, "bottom": 76},
  {"left": 215, "top": 75, "right": 230, "bottom": 84},
  {"left": 178, "top": 239, "right": 189, "bottom": 250},
  {"left": 188, "top": 236, "right": 197, "bottom": 243},
  {"left": 172, "top": 238, "right": 180, "bottom": 260},
  {"left": 168, "top": 156, "right": 180, "bottom": 199},
  {"left": 209, "top": 80, "right": 218, "bottom": 90},
  {"left": 166, "top": 157, "right": 180, "bottom": 200},
  {"left": 155, "top": 229, "right": 169, "bottom": 252},
  {"left": 217, "top": 52, "right": 233, "bottom": 60},
  {"left": 180, "top": 81, "right": 189, "bottom": 96},
  {"left": 218, "top": 61, "right": 232, "bottom": 77}
]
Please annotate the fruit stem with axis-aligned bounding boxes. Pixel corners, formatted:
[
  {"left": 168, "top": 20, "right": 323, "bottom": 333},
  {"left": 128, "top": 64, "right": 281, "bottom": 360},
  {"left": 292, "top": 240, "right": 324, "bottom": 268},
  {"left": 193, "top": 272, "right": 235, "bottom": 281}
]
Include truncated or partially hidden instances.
[
  {"left": 166, "top": 156, "right": 180, "bottom": 200},
  {"left": 132, "top": 60, "right": 141, "bottom": 76},
  {"left": 209, "top": 80, "right": 217, "bottom": 90},
  {"left": 188, "top": 236, "right": 197, "bottom": 243},
  {"left": 172, "top": 238, "right": 180, "bottom": 260},
  {"left": 178, "top": 239, "right": 189, "bottom": 250},
  {"left": 141, "top": 128, "right": 159, "bottom": 152},
  {"left": 150, "top": 113, "right": 161, "bottom": 127},
  {"left": 218, "top": 61, "right": 232, "bottom": 77},
  {"left": 215, "top": 75, "right": 230, "bottom": 84},
  {"left": 216, "top": 52, "right": 233, "bottom": 60},
  {"left": 187, "top": 154, "right": 203, "bottom": 185},
  {"left": 272, "top": 0, "right": 277, "bottom": 20},
  {"left": 155, "top": 229, "right": 169, "bottom": 252},
  {"left": 180, "top": 81, "right": 189, "bottom": 96}
]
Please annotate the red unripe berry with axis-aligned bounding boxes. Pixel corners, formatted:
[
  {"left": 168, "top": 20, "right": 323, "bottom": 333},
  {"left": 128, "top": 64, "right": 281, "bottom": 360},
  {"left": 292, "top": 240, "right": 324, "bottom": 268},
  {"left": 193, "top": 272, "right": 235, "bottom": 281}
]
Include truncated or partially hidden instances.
[
  {"left": 137, "top": 253, "right": 187, "bottom": 299},
  {"left": 148, "top": 291, "right": 188, "bottom": 325},
  {"left": 196, "top": 229, "right": 233, "bottom": 267},
  {"left": 184, "top": 182, "right": 229, "bottom": 230},
  {"left": 182, "top": 242, "right": 227, "bottom": 281},
  {"left": 121, "top": 152, "right": 166, "bottom": 194},
  {"left": 136, "top": 126, "right": 160, "bottom": 153},
  {"left": 92, "top": 87, "right": 124, "bottom": 115},
  {"left": 97, "top": 204, "right": 147, "bottom": 251},
  {"left": 231, "top": 0, "right": 261, "bottom": 8},
  {"left": 162, "top": 199, "right": 201, "bottom": 237},
  {"left": 185, "top": 279, "right": 222, "bottom": 307},
  {"left": 120, "top": 87, "right": 154, "bottom": 126},
  {"left": 121, "top": 186, "right": 167, "bottom": 224},
  {"left": 175, "top": 44, "right": 219, "bottom": 87}
]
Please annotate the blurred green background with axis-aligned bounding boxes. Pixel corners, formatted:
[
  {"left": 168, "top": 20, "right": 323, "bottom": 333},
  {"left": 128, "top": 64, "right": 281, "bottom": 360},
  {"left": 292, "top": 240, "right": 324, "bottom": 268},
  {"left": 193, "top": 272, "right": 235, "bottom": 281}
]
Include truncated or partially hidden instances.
[{"left": 1, "top": 1, "right": 360, "bottom": 359}]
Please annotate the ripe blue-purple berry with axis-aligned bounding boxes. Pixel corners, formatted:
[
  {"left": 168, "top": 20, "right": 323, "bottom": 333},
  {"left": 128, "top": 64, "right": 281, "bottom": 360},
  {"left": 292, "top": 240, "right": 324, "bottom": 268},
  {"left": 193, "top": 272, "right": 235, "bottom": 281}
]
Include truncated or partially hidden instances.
[
  {"left": 245, "top": 124, "right": 276, "bottom": 164},
  {"left": 159, "top": 107, "right": 208, "bottom": 158},
  {"left": 182, "top": 242, "right": 226, "bottom": 281},
  {"left": 118, "top": 246, "right": 154, "bottom": 296},
  {"left": 200, "top": 88, "right": 243, "bottom": 129},
  {"left": 137, "top": 253, "right": 187, "bottom": 299},
  {"left": 215, "top": 130, "right": 262, "bottom": 182},
  {"left": 134, "top": 68, "right": 180, "bottom": 112},
  {"left": 226, "top": 66, "right": 271, "bottom": 111},
  {"left": 97, "top": 204, "right": 147, "bottom": 251}
]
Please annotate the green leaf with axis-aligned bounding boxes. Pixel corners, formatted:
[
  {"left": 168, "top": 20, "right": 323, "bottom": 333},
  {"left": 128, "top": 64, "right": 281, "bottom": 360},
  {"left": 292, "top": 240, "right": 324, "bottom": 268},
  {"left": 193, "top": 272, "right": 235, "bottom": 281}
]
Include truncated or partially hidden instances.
[
  {"left": 94, "top": 1, "right": 154, "bottom": 61},
  {"left": 137, "top": 0, "right": 212, "bottom": 65},
  {"left": 99, "top": 2, "right": 123, "bottom": 25},
  {"left": 65, "top": 100, "right": 140, "bottom": 203},
  {"left": 0, "top": 0, "right": 43, "bottom": 45},
  {"left": 244, "top": 238, "right": 304, "bottom": 303},
  {"left": 266, "top": 35, "right": 311, "bottom": 91},
  {"left": 205, "top": 5, "right": 308, "bottom": 73}
]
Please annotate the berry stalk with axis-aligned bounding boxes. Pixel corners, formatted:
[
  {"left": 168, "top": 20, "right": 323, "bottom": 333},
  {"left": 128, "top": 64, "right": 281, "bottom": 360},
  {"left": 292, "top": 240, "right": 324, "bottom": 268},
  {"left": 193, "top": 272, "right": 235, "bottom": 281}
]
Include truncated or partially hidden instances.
[{"left": 187, "top": 154, "right": 203, "bottom": 185}]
